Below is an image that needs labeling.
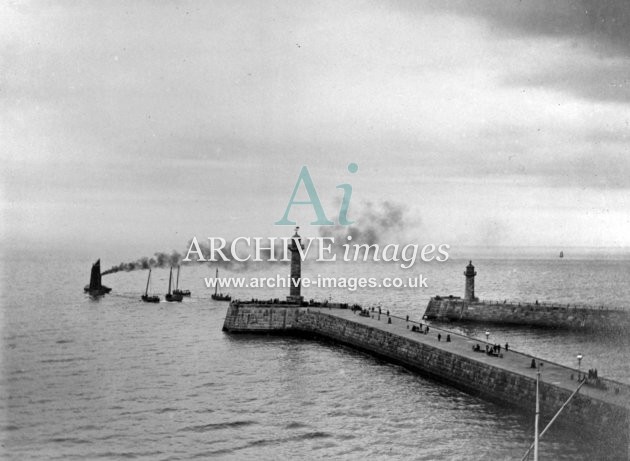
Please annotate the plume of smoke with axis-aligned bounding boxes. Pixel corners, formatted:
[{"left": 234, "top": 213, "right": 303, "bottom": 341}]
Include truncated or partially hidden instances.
[
  {"left": 193, "top": 237, "right": 288, "bottom": 272},
  {"left": 319, "top": 200, "right": 412, "bottom": 246},
  {"left": 101, "top": 202, "right": 414, "bottom": 276},
  {"left": 101, "top": 251, "right": 183, "bottom": 275},
  {"left": 101, "top": 238, "right": 290, "bottom": 276}
]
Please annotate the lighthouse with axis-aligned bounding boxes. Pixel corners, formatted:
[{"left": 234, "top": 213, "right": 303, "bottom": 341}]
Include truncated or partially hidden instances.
[
  {"left": 464, "top": 260, "right": 477, "bottom": 302},
  {"left": 287, "top": 227, "right": 304, "bottom": 304}
]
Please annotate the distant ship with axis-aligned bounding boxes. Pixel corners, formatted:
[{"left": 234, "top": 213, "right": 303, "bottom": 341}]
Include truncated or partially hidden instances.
[
  {"left": 560, "top": 251, "right": 564, "bottom": 258},
  {"left": 173, "top": 265, "right": 191, "bottom": 297},
  {"left": 84, "top": 259, "right": 112, "bottom": 296},
  {"left": 211, "top": 268, "right": 231, "bottom": 301},
  {"left": 141, "top": 269, "right": 160, "bottom": 303},
  {"left": 165, "top": 266, "right": 183, "bottom": 302}
]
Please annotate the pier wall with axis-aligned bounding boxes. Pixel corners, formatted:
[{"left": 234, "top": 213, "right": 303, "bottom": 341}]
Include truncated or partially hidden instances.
[
  {"left": 221, "top": 303, "right": 304, "bottom": 332},
  {"left": 424, "top": 297, "right": 630, "bottom": 330},
  {"left": 223, "top": 303, "right": 629, "bottom": 453}
]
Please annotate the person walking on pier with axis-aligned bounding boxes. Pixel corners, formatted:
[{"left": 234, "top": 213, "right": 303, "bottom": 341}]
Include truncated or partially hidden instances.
[{"left": 438, "top": 333, "right": 441, "bottom": 341}]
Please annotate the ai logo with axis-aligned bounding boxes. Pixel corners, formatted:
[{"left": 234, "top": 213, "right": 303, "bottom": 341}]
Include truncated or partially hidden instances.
[{"left": 275, "top": 163, "right": 358, "bottom": 226}]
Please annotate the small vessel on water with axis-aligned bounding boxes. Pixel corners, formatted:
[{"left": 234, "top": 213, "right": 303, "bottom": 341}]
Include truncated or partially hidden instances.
[
  {"left": 211, "top": 268, "right": 231, "bottom": 301},
  {"left": 83, "top": 259, "right": 112, "bottom": 296},
  {"left": 165, "top": 266, "right": 183, "bottom": 302},
  {"left": 141, "top": 269, "right": 160, "bottom": 303},
  {"left": 173, "top": 265, "right": 191, "bottom": 297},
  {"left": 559, "top": 250, "right": 564, "bottom": 258}
]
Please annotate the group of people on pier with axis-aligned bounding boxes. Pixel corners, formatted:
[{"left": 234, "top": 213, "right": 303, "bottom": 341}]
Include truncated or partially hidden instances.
[
  {"left": 411, "top": 324, "right": 430, "bottom": 334},
  {"left": 472, "top": 343, "right": 506, "bottom": 358}
]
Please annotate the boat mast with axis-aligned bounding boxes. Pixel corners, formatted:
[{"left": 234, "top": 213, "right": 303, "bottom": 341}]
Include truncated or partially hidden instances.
[
  {"left": 145, "top": 269, "right": 152, "bottom": 296},
  {"left": 176, "top": 265, "right": 180, "bottom": 290},
  {"left": 214, "top": 267, "right": 219, "bottom": 297},
  {"left": 168, "top": 267, "right": 173, "bottom": 295}
]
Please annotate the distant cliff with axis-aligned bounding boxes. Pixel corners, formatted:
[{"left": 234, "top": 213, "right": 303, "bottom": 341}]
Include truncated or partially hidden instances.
[{"left": 424, "top": 296, "right": 630, "bottom": 331}]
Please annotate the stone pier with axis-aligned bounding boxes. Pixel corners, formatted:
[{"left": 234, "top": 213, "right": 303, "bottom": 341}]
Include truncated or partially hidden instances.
[{"left": 223, "top": 302, "right": 630, "bottom": 457}]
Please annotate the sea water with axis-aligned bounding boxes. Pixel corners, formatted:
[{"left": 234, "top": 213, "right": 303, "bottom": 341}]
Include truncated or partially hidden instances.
[{"left": 1, "top": 249, "right": 629, "bottom": 460}]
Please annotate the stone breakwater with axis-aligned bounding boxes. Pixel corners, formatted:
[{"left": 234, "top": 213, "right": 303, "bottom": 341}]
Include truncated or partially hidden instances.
[
  {"left": 424, "top": 296, "right": 630, "bottom": 331},
  {"left": 223, "top": 302, "right": 630, "bottom": 457}
]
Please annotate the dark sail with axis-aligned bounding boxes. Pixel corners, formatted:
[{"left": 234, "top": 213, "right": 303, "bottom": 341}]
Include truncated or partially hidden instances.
[
  {"left": 84, "top": 259, "right": 112, "bottom": 295},
  {"left": 89, "top": 259, "right": 102, "bottom": 291}
]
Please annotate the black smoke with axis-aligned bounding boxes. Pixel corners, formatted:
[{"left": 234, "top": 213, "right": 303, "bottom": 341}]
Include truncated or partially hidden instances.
[
  {"left": 101, "top": 239, "right": 289, "bottom": 276},
  {"left": 101, "top": 202, "right": 414, "bottom": 276},
  {"left": 101, "top": 251, "right": 183, "bottom": 275}
]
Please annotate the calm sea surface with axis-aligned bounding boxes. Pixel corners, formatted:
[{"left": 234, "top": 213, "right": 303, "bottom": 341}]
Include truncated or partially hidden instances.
[{"left": 2, "top": 249, "right": 629, "bottom": 460}]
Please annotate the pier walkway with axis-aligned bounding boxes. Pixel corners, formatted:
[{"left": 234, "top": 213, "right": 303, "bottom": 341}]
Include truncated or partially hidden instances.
[{"left": 307, "top": 306, "right": 630, "bottom": 409}]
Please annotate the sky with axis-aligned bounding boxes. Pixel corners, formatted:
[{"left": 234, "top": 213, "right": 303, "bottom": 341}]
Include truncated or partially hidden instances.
[{"left": 2, "top": 0, "right": 630, "bottom": 260}]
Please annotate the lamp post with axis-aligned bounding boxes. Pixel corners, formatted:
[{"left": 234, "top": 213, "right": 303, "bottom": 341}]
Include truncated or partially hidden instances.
[
  {"left": 577, "top": 354, "right": 583, "bottom": 380},
  {"left": 534, "top": 365, "right": 541, "bottom": 461}
]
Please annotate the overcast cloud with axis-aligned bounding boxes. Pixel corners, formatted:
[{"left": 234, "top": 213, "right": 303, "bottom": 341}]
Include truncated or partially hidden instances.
[{"left": 2, "top": 0, "right": 629, "bottom": 256}]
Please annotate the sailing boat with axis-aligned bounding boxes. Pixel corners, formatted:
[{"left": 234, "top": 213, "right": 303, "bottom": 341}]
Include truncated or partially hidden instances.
[
  {"left": 173, "top": 265, "right": 191, "bottom": 297},
  {"left": 165, "top": 266, "right": 183, "bottom": 302},
  {"left": 211, "top": 267, "right": 231, "bottom": 301},
  {"left": 83, "top": 259, "right": 112, "bottom": 296},
  {"left": 141, "top": 269, "right": 160, "bottom": 303}
]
